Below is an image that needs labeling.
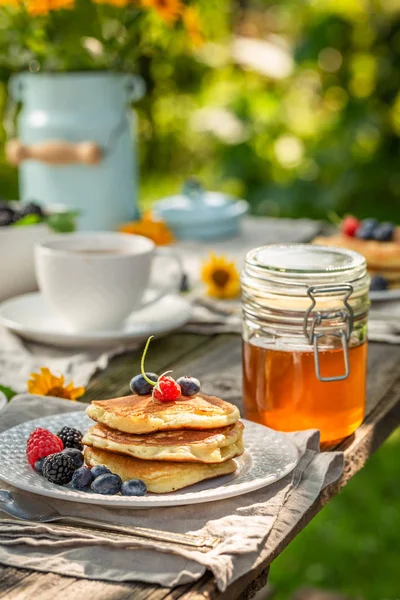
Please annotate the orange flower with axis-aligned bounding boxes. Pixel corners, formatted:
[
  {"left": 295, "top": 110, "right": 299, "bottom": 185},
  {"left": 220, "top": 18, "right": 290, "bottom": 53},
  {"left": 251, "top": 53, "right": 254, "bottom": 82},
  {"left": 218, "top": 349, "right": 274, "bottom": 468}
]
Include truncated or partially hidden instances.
[
  {"left": 183, "top": 6, "right": 203, "bottom": 47},
  {"left": 25, "top": 0, "right": 73, "bottom": 15},
  {"left": 141, "top": 0, "right": 182, "bottom": 24},
  {"left": 92, "top": 0, "right": 128, "bottom": 5},
  {"left": 120, "top": 211, "right": 175, "bottom": 245}
]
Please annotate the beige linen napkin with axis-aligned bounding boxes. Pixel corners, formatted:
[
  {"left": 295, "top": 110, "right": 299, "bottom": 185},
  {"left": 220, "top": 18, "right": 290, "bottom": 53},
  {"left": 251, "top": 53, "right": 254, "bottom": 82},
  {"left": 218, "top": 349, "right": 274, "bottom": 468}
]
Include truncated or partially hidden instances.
[{"left": 0, "top": 395, "right": 343, "bottom": 591}]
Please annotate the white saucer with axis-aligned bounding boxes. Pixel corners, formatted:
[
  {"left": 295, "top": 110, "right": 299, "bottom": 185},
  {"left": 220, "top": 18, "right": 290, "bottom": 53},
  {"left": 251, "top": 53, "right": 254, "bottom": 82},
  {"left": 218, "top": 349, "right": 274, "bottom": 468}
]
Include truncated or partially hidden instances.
[{"left": 0, "top": 292, "right": 192, "bottom": 348}]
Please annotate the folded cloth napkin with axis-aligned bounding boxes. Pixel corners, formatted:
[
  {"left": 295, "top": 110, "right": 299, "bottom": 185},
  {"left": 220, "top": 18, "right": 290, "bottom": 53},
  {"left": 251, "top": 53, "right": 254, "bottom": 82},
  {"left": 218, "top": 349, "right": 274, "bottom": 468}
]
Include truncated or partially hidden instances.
[
  {"left": 0, "top": 217, "right": 321, "bottom": 393},
  {"left": 0, "top": 395, "right": 343, "bottom": 591}
]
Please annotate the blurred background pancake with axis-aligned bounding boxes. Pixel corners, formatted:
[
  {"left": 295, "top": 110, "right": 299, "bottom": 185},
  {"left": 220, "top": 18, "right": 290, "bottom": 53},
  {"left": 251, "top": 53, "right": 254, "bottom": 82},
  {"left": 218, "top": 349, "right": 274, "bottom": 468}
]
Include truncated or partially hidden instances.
[{"left": 83, "top": 421, "right": 244, "bottom": 463}]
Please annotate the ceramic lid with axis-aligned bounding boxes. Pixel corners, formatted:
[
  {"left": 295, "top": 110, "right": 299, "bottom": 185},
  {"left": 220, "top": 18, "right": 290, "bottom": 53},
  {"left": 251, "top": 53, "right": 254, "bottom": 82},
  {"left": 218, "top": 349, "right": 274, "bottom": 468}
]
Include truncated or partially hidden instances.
[{"left": 153, "top": 180, "right": 248, "bottom": 226}]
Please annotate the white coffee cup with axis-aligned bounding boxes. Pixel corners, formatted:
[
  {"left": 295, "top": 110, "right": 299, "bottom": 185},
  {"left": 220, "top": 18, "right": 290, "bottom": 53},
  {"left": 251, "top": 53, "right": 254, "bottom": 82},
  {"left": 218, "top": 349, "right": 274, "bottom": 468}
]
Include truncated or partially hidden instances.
[{"left": 35, "top": 232, "right": 182, "bottom": 331}]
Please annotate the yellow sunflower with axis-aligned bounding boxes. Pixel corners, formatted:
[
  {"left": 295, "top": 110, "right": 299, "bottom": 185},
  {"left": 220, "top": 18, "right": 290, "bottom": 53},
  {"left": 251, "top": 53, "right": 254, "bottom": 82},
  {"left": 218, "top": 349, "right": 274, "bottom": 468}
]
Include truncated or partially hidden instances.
[
  {"left": 141, "top": 0, "right": 182, "bottom": 24},
  {"left": 201, "top": 253, "right": 241, "bottom": 299},
  {"left": 120, "top": 211, "right": 175, "bottom": 245},
  {"left": 27, "top": 368, "right": 85, "bottom": 401},
  {"left": 183, "top": 6, "right": 203, "bottom": 47}
]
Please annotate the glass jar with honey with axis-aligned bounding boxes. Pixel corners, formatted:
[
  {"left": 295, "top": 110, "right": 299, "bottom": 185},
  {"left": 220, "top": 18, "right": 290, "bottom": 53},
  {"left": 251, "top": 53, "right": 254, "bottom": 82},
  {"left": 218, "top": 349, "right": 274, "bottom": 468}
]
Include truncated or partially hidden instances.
[{"left": 241, "top": 244, "right": 370, "bottom": 445}]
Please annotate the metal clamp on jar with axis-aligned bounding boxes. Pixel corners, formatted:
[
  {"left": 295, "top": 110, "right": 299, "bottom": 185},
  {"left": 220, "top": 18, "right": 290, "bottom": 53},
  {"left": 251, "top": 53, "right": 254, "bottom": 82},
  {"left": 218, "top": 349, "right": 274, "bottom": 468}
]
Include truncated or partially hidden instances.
[{"left": 241, "top": 244, "right": 370, "bottom": 445}]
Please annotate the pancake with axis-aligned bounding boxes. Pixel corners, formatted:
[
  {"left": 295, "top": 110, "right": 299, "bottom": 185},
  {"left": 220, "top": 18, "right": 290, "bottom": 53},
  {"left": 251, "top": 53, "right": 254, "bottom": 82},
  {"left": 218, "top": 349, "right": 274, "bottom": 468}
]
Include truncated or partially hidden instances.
[
  {"left": 84, "top": 446, "right": 237, "bottom": 494},
  {"left": 82, "top": 421, "right": 244, "bottom": 463},
  {"left": 313, "top": 234, "right": 400, "bottom": 270},
  {"left": 86, "top": 393, "right": 240, "bottom": 434}
]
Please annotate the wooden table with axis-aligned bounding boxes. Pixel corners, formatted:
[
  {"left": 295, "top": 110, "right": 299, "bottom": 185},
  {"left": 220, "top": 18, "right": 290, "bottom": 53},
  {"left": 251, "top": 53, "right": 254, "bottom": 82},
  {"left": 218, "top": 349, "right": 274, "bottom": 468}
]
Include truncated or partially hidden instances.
[{"left": 2, "top": 334, "right": 400, "bottom": 600}]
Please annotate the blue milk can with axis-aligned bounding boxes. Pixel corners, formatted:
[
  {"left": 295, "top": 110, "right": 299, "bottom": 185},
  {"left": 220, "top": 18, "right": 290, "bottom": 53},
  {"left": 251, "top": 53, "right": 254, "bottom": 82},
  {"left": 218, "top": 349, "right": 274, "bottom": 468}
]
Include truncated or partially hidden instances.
[{"left": 7, "top": 72, "right": 144, "bottom": 230}]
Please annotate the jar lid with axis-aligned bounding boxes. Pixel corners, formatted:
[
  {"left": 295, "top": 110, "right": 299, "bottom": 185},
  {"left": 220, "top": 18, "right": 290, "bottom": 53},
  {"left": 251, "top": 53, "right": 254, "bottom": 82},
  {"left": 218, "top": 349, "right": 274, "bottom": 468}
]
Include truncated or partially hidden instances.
[{"left": 244, "top": 243, "right": 367, "bottom": 289}]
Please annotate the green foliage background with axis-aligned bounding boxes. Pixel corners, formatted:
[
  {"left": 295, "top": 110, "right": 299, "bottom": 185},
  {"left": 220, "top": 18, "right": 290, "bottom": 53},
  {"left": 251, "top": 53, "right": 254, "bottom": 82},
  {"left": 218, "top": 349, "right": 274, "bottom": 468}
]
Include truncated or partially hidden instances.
[{"left": 1, "top": 0, "right": 400, "bottom": 223}]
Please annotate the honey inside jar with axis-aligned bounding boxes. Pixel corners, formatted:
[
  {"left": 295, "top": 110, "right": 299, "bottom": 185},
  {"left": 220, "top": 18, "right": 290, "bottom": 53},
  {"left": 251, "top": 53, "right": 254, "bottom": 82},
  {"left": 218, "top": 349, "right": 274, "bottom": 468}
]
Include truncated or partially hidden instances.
[
  {"left": 241, "top": 243, "right": 370, "bottom": 446},
  {"left": 242, "top": 340, "right": 367, "bottom": 446}
]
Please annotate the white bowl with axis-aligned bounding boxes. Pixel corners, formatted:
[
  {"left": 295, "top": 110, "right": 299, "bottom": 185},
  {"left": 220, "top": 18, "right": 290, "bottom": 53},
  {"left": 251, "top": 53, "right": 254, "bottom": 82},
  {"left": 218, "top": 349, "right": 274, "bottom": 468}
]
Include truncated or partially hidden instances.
[{"left": 0, "top": 222, "right": 52, "bottom": 302}]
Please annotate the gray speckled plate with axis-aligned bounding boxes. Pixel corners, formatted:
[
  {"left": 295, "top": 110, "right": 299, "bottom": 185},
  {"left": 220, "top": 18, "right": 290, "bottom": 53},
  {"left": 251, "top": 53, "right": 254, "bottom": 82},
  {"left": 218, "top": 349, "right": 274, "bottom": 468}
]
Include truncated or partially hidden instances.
[{"left": 0, "top": 412, "right": 299, "bottom": 508}]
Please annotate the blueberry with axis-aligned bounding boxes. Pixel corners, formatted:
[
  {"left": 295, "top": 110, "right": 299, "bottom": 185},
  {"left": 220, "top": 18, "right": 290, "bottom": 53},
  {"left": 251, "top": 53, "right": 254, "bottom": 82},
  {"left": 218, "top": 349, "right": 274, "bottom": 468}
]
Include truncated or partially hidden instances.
[
  {"left": 71, "top": 467, "right": 93, "bottom": 490},
  {"left": 176, "top": 376, "right": 201, "bottom": 397},
  {"left": 130, "top": 372, "right": 158, "bottom": 395},
  {"left": 356, "top": 218, "right": 378, "bottom": 240},
  {"left": 370, "top": 275, "right": 388, "bottom": 291},
  {"left": 90, "top": 465, "right": 111, "bottom": 479},
  {"left": 121, "top": 479, "right": 147, "bottom": 497},
  {"left": 373, "top": 222, "right": 395, "bottom": 242},
  {"left": 91, "top": 473, "right": 122, "bottom": 495},
  {"left": 62, "top": 448, "right": 84, "bottom": 468},
  {"left": 34, "top": 458, "right": 46, "bottom": 474}
]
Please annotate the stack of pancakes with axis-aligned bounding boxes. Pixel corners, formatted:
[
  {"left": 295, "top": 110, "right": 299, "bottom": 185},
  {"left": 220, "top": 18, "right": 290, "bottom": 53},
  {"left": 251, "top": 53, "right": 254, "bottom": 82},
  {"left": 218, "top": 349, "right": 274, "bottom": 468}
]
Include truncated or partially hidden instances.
[
  {"left": 83, "top": 394, "right": 244, "bottom": 493},
  {"left": 313, "top": 232, "right": 400, "bottom": 288}
]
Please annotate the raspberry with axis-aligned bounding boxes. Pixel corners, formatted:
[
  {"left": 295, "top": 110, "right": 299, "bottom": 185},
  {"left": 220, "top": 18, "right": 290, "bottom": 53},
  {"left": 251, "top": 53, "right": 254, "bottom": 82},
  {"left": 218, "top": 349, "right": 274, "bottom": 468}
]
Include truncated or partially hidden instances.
[
  {"left": 341, "top": 216, "right": 360, "bottom": 237},
  {"left": 153, "top": 375, "right": 181, "bottom": 402},
  {"left": 26, "top": 428, "right": 64, "bottom": 467}
]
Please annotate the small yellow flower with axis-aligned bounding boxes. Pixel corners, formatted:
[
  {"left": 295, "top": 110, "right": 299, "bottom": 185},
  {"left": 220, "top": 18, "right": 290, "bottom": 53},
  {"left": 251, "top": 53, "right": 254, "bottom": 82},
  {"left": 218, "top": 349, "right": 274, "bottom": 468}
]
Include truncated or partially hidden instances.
[
  {"left": 27, "top": 368, "right": 85, "bottom": 401},
  {"left": 183, "top": 6, "right": 203, "bottom": 47},
  {"left": 120, "top": 211, "right": 175, "bottom": 246},
  {"left": 141, "top": 0, "right": 182, "bottom": 24},
  {"left": 201, "top": 253, "right": 241, "bottom": 299}
]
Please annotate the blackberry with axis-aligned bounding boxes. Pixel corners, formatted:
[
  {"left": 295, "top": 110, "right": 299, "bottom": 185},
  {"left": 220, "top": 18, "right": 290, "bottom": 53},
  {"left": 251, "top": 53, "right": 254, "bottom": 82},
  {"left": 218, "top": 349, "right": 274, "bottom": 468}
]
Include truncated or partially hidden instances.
[
  {"left": 42, "top": 452, "right": 76, "bottom": 485},
  {"left": 57, "top": 426, "right": 83, "bottom": 450}
]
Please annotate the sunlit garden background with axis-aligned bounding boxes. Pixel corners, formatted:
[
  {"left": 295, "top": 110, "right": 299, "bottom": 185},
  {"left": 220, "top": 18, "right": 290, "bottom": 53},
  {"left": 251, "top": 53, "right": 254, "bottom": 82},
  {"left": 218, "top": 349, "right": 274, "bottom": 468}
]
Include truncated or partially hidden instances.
[{"left": 0, "top": 0, "right": 399, "bottom": 598}]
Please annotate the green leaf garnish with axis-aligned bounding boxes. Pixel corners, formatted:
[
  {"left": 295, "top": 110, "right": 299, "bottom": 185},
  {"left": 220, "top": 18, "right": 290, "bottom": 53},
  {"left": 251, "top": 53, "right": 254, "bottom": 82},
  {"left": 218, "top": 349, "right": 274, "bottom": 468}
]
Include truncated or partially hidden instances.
[
  {"left": 141, "top": 335, "right": 157, "bottom": 386},
  {"left": 12, "top": 214, "right": 42, "bottom": 227},
  {"left": 0, "top": 384, "right": 17, "bottom": 401}
]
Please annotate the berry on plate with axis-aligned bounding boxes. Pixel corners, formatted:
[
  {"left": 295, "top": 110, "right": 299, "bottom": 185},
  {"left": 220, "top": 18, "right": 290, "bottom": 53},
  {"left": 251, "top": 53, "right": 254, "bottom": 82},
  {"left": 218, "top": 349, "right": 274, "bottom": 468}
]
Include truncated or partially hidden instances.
[
  {"left": 176, "top": 376, "right": 200, "bottom": 397},
  {"left": 370, "top": 275, "right": 388, "bottom": 291},
  {"left": 62, "top": 448, "right": 84, "bottom": 468},
  {"left": 121, "top": 479, "right": 147, "bottom": 497},
  {"left": 355, "top": 218, "right": 378, "bottom": 240},
  {"left": 373, "top": 222, "right": 395, "bottom": 242},
  {"left": 57, "top": 426, "right": 83, "bottom": 450},
  {"left": 91, "top": 473, "right": 122, "bottom": 495},
  {"left": 26, "top": 427, "right": 64, "bottom": 467},
  {"left": 90, "top": 465, "right": 111, "bottom": 479},
  {"left": 72, "top": 467, "right": 93, "bottom": 490},
  {"left": 34, "top": 458, "right": 46, "bottom": 474},
  {"left": 130, "top": 372, "right": 158, "bottom": 396},
  {"left": 341, "top": 215, "right": 360, "bottom": 237},
  {"left": 42, "top": 452, "right": 76, "bottom": 485}
]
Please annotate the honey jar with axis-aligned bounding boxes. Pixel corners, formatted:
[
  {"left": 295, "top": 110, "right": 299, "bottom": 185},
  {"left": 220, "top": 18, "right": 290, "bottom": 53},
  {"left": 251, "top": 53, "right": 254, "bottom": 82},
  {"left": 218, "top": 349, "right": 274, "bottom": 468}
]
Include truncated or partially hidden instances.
[{"left": 241, "top": 244, "right": 370, "bottom": 445}]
